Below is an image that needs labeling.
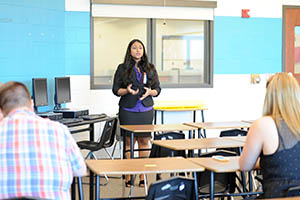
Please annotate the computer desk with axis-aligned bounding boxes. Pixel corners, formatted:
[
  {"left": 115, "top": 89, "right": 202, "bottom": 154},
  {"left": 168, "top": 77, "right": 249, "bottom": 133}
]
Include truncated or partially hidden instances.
[
  {"left": 86, "top": 157, "right": 205, "bottom": 200},
  {"left": 66, "top": 116, "right": 112, "bottom": 200}
]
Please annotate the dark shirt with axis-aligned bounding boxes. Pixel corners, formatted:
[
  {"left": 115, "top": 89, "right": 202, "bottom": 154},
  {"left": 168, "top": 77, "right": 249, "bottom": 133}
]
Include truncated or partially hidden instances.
[
  {"left": 123, "top": 66, "right": 153, "bottom": 112},
  {"left": 260, "top": 120, "right": 300, "bottom": 198},
  {"left": 112, "top": 61, "right": 161, "bottom": 109}
]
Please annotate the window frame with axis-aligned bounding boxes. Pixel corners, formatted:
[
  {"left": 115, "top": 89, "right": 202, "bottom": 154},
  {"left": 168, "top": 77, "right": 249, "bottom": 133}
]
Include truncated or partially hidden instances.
[{"left": 90, "top": 18, "right": 214, "bottom": 89}]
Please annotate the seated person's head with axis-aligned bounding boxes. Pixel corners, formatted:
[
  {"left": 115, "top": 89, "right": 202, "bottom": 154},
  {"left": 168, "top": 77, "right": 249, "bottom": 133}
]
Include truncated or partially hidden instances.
[
  {"left": 0, "top": 81, "right": 32, "bottom": 117},
  {"left": 264, "top": 72, "right": 300, "bottom": 135}
]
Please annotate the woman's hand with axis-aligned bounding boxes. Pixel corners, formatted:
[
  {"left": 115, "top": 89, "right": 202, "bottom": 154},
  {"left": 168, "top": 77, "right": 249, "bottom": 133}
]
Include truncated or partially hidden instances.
[
  {"left": 140, "top": 87, "right": 152, "bottom": 101},
  {"left": 127, "top": 84, "right": 139, "bottom": 95}
]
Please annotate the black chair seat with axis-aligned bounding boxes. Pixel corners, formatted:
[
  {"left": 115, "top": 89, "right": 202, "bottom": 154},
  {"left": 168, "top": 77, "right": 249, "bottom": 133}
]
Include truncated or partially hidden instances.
[
  {"left": 77, "top": 117, "right": 118, "bottom": 159},
  {"left": 77, "top": 141, "right": 100, "bottom": 151},
  {"left": 199, "top": 181, "right": 229, "bottom": 194}
]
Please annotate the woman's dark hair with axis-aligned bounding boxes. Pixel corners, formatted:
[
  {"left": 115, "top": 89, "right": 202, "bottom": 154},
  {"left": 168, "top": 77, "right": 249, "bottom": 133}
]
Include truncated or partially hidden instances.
[{"left": 122, "top": 39, "right": 155, "bottom": 86}]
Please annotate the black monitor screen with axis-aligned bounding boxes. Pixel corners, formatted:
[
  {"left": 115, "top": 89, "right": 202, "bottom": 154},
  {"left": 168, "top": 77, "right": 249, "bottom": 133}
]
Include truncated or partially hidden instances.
[
  {"left": 55, "top": 77, "right": 71, "bottom": 105},
  {"left": 32, "top": 78, "right": 48, "bottom": 107}
]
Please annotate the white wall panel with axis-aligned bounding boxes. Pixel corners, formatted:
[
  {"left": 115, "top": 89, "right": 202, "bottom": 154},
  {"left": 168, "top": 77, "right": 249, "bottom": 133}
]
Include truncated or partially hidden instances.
[
  {"left": 68, "top": 73, "right": 268, "bottom": 158},
  {"left": 66, "top": 0, "right": 300, "bottom": 18},
  {"left": 69, "top": 74, "right": 266, "bottom": 125},
  {"left": 215, "top": 0, "right": 283, "bottom": 18},
  {"left": 283, "top": 0, "right": 300, "bottom": 6},
  {"left": 65, "top": 0, "right": 90, "bottom": 11},
  {"left": 92, "top": 4, "right": 214, "bottom": 20}
]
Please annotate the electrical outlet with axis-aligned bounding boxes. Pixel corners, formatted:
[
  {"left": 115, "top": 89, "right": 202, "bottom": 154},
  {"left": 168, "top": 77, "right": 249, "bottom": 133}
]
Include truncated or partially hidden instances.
[{"left": 251, "top": 74, "right": 261, "bottom": 84}]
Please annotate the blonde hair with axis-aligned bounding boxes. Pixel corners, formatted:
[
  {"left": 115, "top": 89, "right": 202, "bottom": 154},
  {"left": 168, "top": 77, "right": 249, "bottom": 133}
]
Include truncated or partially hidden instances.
[{"left": 263, "top": 72, "right": 300, "bottom": 139}]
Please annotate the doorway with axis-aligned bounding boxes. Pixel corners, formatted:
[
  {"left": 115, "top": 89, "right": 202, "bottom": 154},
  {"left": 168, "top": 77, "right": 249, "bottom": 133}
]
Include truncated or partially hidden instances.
[{"left": 283, "top": 6, "right": 300, "bottom": 82}]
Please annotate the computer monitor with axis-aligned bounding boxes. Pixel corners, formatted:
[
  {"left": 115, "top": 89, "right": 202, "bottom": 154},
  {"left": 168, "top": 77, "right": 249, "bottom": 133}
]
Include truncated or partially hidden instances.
[
  {"left": 32, "top": 78, "right": 48, "bottom": 113},
  {"left": 54, "top": 77, "right": 71, "bottom": 110}
]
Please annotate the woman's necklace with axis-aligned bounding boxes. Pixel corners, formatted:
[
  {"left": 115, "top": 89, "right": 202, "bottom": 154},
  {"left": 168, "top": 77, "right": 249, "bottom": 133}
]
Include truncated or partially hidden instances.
[{"left": 135, "top": 65, "right": 141, "bottom": 73}]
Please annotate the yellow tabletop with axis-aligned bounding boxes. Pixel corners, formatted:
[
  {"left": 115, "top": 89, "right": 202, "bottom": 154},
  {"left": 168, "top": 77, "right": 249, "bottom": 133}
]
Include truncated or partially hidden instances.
[
  {"left": 154, "top": 100, "right": 207, "bottom": 111},
  {"left": 86, "top": 157, "right": 205, "bottom": 175},
  {"left": 152, "top": 137, "right": 246, "bottom": 151},
  {"left": 120, "top": 124, "right": 198, "bottom": 133}
]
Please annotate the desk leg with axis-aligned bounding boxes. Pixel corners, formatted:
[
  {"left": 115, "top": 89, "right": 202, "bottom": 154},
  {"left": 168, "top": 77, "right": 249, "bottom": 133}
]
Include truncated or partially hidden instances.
[
  {"left": 96, "top": 175, "right": 100, "bottom": 200},
  {"left": 248, "top": 171, "right": 253, "bottom": 192},
  {"left": 198, "top": 129, "right": 202, "bottom": 156},
  {"left": 90, "top": 124, "right": 94, "bottom": 142},
  {"left": 123, "top": 133, "right": 126, "bottom": 159},
  {"left": 71, "top": 178, "right": 76, "bottom": 200},
  {"left": 89, "top": 124, "right": 95, "bottom": 200},
  {"left": 210, "top": 171, "right": 214, "bottom": 200},
  {"left": 201, "top": 110, "right": 206, "bottom": 138},
  {"left": 90, "top": 170, "right": 94, "bottom": 200},
  {"left": 188, "top": 130, "right": 194, "bottom": 157},
  {"left": 193, "top": 172, "right": 199, "bottom": 200},
  {"left": 78, "top": 177, "right": 83, "bottom": 200},
  {"left": 241, "top": 171, "right": 247, "bottom": 193},
  {"left": 130, "top": 132, "right": 134, "bottom": 188}
]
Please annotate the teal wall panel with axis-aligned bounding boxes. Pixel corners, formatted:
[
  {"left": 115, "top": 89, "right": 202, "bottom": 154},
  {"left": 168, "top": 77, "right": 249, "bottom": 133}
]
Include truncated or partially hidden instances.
[
  {"left": 0, "top": 2, "right": 285, "bottom": 113},
  {"left": 214, "top": 16, "right": 282, "bottom": 74},
  {"left": 0, "top": 1, "right": 65, "bottom": 112},
  {"left": 65, "top": 11, "right": 90, "bottom": 75}
]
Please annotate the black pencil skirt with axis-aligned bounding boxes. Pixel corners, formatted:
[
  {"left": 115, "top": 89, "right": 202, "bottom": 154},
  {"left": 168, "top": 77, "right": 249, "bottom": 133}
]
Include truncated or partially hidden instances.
[{"left": 119, "top": 108, "right": 153, "bottom": 138}]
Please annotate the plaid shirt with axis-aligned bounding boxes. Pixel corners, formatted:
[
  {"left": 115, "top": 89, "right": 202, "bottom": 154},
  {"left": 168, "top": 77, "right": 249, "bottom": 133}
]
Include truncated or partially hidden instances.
[{"left": 0, "top": 108, "right": 86, "bottom": 200}]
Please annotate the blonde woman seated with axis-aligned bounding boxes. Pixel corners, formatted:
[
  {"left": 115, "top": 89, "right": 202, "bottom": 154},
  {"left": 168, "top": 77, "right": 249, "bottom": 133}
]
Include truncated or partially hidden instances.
[{"left": 240, "top": 72, "right": 300, "bottom": 198}]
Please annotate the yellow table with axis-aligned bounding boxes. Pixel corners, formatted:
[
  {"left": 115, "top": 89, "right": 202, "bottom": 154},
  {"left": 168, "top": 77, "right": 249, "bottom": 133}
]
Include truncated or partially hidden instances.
[{"left": 154, "top": 100, "right": 207, "bottom": 124}]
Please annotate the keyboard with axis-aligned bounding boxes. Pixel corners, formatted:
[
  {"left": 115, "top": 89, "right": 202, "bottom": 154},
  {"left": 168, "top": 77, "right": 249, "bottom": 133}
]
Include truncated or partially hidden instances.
[
  {"left": 81, "top": 113, "right": 107, "bottom": 120},
  {"left": 58, "top": 118, "right": 83, "bottom": 125}
]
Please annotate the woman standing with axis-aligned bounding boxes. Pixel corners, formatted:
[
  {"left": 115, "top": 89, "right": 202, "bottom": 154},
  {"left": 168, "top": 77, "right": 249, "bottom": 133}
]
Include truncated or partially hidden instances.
[
  {"left": 240, "top": 72, "right": 300, "bottom": 198},
  {"left": 112, "top": 39, "right": 161, "bottom": 187}
]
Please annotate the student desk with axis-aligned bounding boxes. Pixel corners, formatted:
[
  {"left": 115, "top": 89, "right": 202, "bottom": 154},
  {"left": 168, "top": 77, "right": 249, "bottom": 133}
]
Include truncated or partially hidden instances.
[
  {"left": 188, "top": 156, "right": 261, "bottom": 199},
  {"left": 120, "top": 124, "right": 198, "bottom": 159},
  {"left": 242, "top": 120, "right": 255, "bottom": 124},
  {"left": 152, "top": 136, "right": 246, "bottom": 157},
  {"left": 184, "top": 121, "right": 251, "bottom": 138},
  {"left": 66, "top": 116, "right": 112, "bottom": 200},
  {"left": 153, "top": 100, "right": 207, "bottom": 124},
  {"left": 86, "top": 157, "right": 205, "bottom": 200}
]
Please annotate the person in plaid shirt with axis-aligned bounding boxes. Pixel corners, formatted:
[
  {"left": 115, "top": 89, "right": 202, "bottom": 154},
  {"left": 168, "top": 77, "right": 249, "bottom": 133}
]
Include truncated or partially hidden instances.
[{"left": 0, "top": 81, "right": 86, "bottom": 200}]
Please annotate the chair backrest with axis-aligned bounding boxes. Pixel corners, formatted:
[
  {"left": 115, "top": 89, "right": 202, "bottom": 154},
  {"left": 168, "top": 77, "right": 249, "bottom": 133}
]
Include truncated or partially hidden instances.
[
  {"left": 287, "top": 185, "right": 300, "bottom": 197},
  {"left": 146, "top": 176, "right": 195, "bottom": 200},
  {"left": 219, "top": 129, "right": 248, "bottom": 155},
  {"left": 97, "top": 117, "right": 118, "bottom": 149},
  {"left": 149, "top": 132, "right": 186, "bottom": 158}
]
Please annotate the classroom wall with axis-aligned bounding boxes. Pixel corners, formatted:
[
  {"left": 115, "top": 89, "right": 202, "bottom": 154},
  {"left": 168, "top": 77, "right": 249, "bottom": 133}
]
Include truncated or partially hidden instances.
[{"left": 0, "top": 0, "right": 298, "bottom": 157}]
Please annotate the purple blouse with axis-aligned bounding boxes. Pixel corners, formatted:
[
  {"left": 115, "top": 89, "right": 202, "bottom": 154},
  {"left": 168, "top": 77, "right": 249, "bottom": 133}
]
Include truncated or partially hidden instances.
[{"left": 123, "top": 66, "right": 153, "bottom": 112}]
